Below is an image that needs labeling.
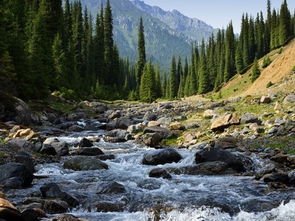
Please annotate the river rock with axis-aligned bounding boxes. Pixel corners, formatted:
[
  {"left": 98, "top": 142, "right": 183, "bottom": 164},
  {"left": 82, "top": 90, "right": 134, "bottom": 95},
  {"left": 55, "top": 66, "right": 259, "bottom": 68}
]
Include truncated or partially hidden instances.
[
  {"left": 167, "top": 161, "right": 233, "bottom": 175},
  {"left": 97, "top": 182, "right": 126, "bottom": 194},
  {"left": 263, "top": 172, "right": 289, "bottom": 184},
  {"left": 42, "top": 138, "right": 69, "bottom": 156},
  {"left": 147, "top": 121, "right": 161, "bottom": 127},
  {"left": 0, "top": 163, "right": 33, "bottom": 189},
  {"left": 40, "top": 183, "right": 79, "bottom": 207},
  {"left": 143, "top": 112, "right": 157, "bottom": 121},
  {"left": 68, "top": 125, "right": 84, "bottom": 132},
  {"left": 21, "top": 208, "right": 47, "bottom": 221},
  {"left": 52, "top": 214, "right": 83, "bottom": 221},
  {"left": 143, "top": 126, "right": 172, "bottom": 139},
  {"left": 14, "top": 151, "right": 35, "bottom": 174},
  {"left": 203, "top": 109, "right": 217, "bottom": 119},
  {"left": 96, "top": 202, "right": 124, "bottom": 212},
  {"left": 195, "top": 147, "right": 252, "bottom": 172},
  {"left": 210, "top": 113, "right": 240, "bottom": 132},
  {"left": 63, "top": 157, "right": 108, "bottom": 171},
  {"left": 78, "top": 138, "right": 93, "bottom": 147},
  {"left": 43, "top": 200, "right": 69, "bottom": 214},
  {"left": 77, "top": 147, "right": 104, "bottom": 156},
  {"left": 142, "top": 148, "right": 182, "bottom": 165},
  {"left": 104, "top": 129, "right": 129, "bottom": 142},
  {"left": 0, "top": 198, "right": 23, "bottom": 221},
  {"left": 240, "top": 113, "right": 261, "bottom": 124},
  {"left": 142, "top": 133, "right": 162, "bottom": 147},
  {"left": 8, "top": 128, "right": 37, "bottom": 141},
  {"left": 127, "top": 123, "right": 144, "bottom": 134},
  {"left": 149, "top": 168, "right": 172, "bottom": 179}
]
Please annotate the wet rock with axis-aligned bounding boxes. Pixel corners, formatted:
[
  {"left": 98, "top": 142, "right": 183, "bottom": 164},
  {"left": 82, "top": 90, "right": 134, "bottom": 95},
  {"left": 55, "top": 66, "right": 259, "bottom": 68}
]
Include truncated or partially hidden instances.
[
  {"left": 195, "top": 147, "right": 252, "bottom": 172},
  {"left": 210, "top": 113, "right": 240, "bottom": 132},
  {"left": 78, "top": 138, "right": 93, "bottom": 147},
  {"left": 143, "top": 126, "right": 172, "bottom": 139},
  {"left": 77, "top": 147, "right": 104, "bottom": 156},
  {"left": 0, "top": 163, "right": 33, "bottom": 189},
  {"left": 6, "top": 138, "right": 36, "bottom": 151},
  {"left": 137, "top": 179, "right": 162, "bottom": 190},
  {"left": 52, "top": 214, "right": 82, "bottom": 221},
  {"left": 43, "top": 200, "right": 68, "bottom": 214},
  {"left": 21, "top": 208, "right": 47, "bottom": 221},
  {"left": 240, "top": 113, "right": 261, "bottom": 124},
  {"left": 149, "top": 168, "right": 172, "bottom": 179},
  {"left": 169, "top": 122, "right": 185, "bottom": 131},
  {"left": 270, "top": 153, "right": 288, "bottom": 164},
  {"left": 97, "top": 154, "right": 115, "bottom": 161},
  {"left": 41, "top": 138, "right": 69, "bottom": 156},
  {"left": 96, "top": 202, "right": 124, "bottom": 212},
  {"left": 14, "top": 151, "right": 34, "bottom": 174},
  {"left": 142, "top": 148, "right": 182, "bottom": 165},
  {"left": 167, "top": 161, "right": 233, "bottom": 175},
  {"left": 104, "top": 129, "right": 129, "bottom": 142},
  {"left": 263, "top": 172, "right": 289, "bottom": 184},
  {"left": 40, "top": 183, "right": 79, "bottom": 207},
  {"left": 0, "top": 198, "right": 23, "bottom": 221},
  {"left": 67, "top": 113, "right": 85, "bottom": 121},
  {"left": 109, "top": 110, "right": 121, "bottom": 119},
  {"left": 117, "top": 117, "right": 133, "bottom": 129},
  {"left": 142, "top": 133, "right": 162, "bottom": 147},
  {"left": 68, "top": 125, "right": 83, "bottom": 132},
  {"left": 283, "top": 94, "right": 295, "bottom": 104},
  {"left": 97, "top": 182, "right": 126, "bottom": 194},
  {"left": 63, "top": 156, "right": 108, "bottom": 171}
]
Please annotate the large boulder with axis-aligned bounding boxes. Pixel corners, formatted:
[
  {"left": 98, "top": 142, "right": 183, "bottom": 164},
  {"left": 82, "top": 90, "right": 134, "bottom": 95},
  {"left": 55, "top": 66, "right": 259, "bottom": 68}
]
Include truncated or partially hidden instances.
[
  {"left": 63, "top": 157, "right": 108, "bottom": 171},
  {"left": 0, "top": 198, "right": 23, "bottom": 221},
  {"left": 77, "top": 147, "right": 104, "bottom": 156},
  {"left": 40, "top": 183, "right": 79, "bottom": 207},
  {"left": 142, "top": 133, "right": 162, "bottom": 147},
  {"left": 0, "top": 163, "right": 33, "bottom": 189},
  {"left": 142, "top": 148, "right": 182, "bottom": 165},
  {"left": 210, "top": 113, "right": 240, "bottom": 132},
  {"left": 0, "top": 92, "right": 39, "bottom": 125},
  {"left": 195, "top": 147, "right": 252, "bottom": 172}
]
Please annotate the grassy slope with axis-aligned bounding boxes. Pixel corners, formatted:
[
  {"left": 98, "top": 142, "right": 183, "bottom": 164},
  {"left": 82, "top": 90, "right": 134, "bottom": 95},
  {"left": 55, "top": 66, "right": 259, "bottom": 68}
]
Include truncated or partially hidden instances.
[{"left": 207, "top": 38, "right": 295, "bottom": 100}]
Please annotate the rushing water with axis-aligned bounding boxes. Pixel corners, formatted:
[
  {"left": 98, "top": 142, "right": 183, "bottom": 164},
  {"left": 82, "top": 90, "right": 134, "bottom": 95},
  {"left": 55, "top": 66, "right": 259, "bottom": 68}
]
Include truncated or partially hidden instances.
[{"left": 6, "top": 126, "right": 295, "bottom": 221}]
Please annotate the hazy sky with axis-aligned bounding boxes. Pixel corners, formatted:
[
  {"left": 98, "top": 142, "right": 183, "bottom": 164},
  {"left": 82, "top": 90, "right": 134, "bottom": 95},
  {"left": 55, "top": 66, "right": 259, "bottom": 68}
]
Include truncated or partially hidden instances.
[{"left": 143, "top": 0, "right": 295, "bottom": 32}]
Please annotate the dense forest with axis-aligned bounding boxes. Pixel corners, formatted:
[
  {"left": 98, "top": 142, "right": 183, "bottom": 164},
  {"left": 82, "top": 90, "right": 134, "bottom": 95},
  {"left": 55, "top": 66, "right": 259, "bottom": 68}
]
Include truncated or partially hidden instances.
[{"left": 0, "top": 0, "right": 294, "bottom": 102}]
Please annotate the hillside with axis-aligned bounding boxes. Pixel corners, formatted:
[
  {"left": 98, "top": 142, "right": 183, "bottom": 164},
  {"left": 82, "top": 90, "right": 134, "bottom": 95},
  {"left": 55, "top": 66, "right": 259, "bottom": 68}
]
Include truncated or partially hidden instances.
[
  {"left": 76, "top": 0, "right": 215, "bottom": 68},
  {"left": 208, "top": 38, "right": 295, "bottom": 100}
]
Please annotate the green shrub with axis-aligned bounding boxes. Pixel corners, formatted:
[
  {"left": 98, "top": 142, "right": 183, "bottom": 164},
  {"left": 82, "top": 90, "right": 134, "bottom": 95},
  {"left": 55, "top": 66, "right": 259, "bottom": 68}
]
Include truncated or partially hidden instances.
[
  {"left": 266, "top": 81, "right": 274, "bottom": 88},
  {"left": 262, "top": 57, "right": 271, "bottom": 68},
  {"left": 292, "top": 66, "right": 295, "bottom": 72},
  {"left": 52, "top": 88, "right": 78, "bottom": 100}
]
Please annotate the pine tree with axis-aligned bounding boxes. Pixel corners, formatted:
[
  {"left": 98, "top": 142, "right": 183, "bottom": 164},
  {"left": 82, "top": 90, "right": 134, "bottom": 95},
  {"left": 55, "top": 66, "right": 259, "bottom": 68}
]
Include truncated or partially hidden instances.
[
  {"left": 139, "top": 62, "right": 156, "bottom": 102},
  {"left": 235, "top": 41, "right": 243, "bottom": 73},
  {"left": 251, "top": 58, "right": 261, "bottom": 82},
  {"left": 136, "top": 17, "right": 146, "bottom": 91},
  {"left": 52, "top": 34, "right": 65, "bottom": 88},
  {"left": 279, "top": 0, "right": 292, "bottom": 45},
  {"left": 169, "top": 56, "right": 177, "bottom": 99},
  {"left": 104, "top": 0, "right": 114, "bottom": 85},
  {"left": 198, "top": 41, "right": 210, "bottom": 94},
  {"left": 224, "top": 22, "right": 236, "bottom": 82}
]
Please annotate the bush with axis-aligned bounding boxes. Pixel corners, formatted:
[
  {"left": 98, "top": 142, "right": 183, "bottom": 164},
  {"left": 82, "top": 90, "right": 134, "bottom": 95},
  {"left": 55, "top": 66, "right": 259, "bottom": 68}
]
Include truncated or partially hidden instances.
[
  {"left": 52, "top": 88, "right": 78, "bottom": 100},
  {"left": 292, "top": 66, "right": 295, "bottom": 72},
  {"left": 266, "top": 81, "right": 274, "bottom": 88},
  {"left": 262, "top": 57, "right": 271, "bottom": 68}
]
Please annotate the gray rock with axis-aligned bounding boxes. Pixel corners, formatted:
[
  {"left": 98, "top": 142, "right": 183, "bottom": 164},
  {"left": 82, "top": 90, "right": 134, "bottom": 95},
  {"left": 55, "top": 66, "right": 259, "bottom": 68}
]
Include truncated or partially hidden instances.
[
  {"left": 142, "top": 148, "right": 182, "bottom": 165},
  {"left": 149, "top": 168, "right": 172, "bottom": 179},
  {"left": 283, "top": 94, "right": 295, "bottom": 104},
  {"left": 143, "top": 126, "right": 172, "bottom": 139},
  {"left": 77, "top": 147, "right": 104, "bottom": 156},
  {"left": 240, "top": 113, "right": 261, "bottom": 124},
  {"left": 142, "top": 133, "right": 162, "bottom": 147},
  {"left": 78, "top": 138, "right": 93, "bottom": 147},
  {"left": 97, "top": 182, "right": 126, "bottom": 194},
  {"left": 0, "top": 162, "right": 33, "bottom": 189},
  {"left": 40, "top": 183, "right": 79, "bottom": 207},
  {"left": 41, "top": 138, "right": 69, "bottom": 156},
  {"left": 63, "top": 156, "right": 108, "bottom": 171}
]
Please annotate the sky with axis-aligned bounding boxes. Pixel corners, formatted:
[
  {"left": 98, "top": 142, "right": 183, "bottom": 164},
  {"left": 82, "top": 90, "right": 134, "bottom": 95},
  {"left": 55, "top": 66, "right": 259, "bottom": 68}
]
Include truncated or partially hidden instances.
[{"left": 143, "top": 0, "right": 295, "bottom": 32}]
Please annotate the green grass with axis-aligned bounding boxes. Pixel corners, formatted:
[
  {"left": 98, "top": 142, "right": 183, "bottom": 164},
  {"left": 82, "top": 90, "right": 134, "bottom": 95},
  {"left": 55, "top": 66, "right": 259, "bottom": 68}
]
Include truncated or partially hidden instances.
[
  {"left": 264, "top": 136, "right": 295, "bottom": 154},
  {"left": 161, "top": 137, "right": 179, "bottom": 146}
]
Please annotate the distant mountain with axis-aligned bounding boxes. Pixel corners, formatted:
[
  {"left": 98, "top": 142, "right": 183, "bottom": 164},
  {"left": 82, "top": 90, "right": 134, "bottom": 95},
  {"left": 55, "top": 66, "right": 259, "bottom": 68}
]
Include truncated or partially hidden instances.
[{"left": 77, "top": 0, "right": 216, "bottom": 68}]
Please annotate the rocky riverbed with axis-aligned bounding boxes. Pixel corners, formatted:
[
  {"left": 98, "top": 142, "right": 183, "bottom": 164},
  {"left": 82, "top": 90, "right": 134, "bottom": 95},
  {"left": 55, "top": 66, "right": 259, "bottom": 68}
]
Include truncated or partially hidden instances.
[{"left": 0, "top": 93, "right": 295, "bottom": 220}]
